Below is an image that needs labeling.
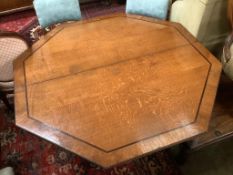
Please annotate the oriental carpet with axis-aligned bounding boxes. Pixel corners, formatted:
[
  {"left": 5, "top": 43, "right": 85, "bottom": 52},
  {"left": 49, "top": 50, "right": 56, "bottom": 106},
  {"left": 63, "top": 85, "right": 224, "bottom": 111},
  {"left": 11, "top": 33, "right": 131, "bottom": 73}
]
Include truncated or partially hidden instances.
[
  {"left": 0, "top": 1, "right": 125, "bottom": 44},
  {"left": 0, "top": 107, "right": 181, "bottom": 175}
]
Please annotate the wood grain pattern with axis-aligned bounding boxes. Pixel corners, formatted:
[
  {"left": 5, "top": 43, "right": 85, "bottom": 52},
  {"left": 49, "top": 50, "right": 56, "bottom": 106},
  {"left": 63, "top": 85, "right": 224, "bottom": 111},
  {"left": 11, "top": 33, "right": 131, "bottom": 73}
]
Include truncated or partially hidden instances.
[
  {"left": 14, "top": 14, "right": 222, "bottom": 167},
  {"left": 190, "top": 75, "right": 233, "bottom": 149}
]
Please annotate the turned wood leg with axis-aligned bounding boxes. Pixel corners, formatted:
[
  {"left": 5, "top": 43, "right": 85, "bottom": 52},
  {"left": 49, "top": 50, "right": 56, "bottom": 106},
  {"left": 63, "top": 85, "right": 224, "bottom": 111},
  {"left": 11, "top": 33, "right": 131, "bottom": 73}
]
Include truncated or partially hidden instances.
[{"left": 175, "top": 142, "right": 190, "bottom": 165}]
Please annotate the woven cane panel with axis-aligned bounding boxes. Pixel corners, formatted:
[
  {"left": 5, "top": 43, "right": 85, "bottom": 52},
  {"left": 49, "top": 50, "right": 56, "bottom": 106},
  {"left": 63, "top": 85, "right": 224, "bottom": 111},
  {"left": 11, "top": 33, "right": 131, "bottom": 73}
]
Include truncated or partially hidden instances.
[{"left": 0, "top": 37, "right": 28, "bottom": 81}]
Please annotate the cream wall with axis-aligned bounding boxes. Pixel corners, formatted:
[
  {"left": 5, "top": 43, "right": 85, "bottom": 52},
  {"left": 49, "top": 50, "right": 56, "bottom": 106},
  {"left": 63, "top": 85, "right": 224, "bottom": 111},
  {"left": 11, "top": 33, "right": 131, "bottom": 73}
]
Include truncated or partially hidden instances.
[{"left": 170, "top": 0, "right": 231, "bottom": 54}]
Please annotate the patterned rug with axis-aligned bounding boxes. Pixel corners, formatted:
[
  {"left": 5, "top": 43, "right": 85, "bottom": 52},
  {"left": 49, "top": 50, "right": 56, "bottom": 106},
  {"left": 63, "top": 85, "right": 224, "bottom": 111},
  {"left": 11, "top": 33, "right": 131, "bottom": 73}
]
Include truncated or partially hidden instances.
[
  {"left": 81, "top": 1, "right": 125, "bottom": 19},
  {"left": 0, "top": 107, "right": 181, "bottom": 175},
  {"left": 0, "top": 10, "right": 36, "bottom": 33},
  {"left": 0, "top": 0, "right": 125, "bottom": 44},
  {"left": 0, "top": 10, "right": 38, "bottom": 44}
]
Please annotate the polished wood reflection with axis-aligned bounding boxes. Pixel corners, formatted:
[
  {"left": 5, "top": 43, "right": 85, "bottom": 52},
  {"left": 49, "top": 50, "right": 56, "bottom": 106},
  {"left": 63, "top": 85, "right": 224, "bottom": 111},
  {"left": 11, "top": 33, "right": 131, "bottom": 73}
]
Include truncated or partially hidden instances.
[
  {"left": 0, "top": 0, "right": 32, "bottom": 14},
  {"left": 14, "top": 14, "right": 222, "bottom": 167}
]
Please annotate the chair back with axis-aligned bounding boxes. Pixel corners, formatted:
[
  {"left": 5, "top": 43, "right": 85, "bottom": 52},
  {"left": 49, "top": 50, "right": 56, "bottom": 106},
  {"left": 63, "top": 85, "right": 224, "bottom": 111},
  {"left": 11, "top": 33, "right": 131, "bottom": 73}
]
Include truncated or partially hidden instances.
[
  {"left": 126, "top": 0, "right": 170, "bottom": 20},
  {"left": 0, "top": 167, "right": 14, "bottom": 175},
  {"left": 33, "top": 0, "right": 82, "bottom": 28},
  {"left": 0, "top": 32, "right": 29, "bottom": 82}
]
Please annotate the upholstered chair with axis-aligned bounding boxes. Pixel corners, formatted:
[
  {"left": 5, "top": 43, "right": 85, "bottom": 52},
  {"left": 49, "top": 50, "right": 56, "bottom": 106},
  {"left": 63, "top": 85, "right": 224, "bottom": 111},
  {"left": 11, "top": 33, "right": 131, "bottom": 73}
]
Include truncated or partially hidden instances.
[
  {"left": 222, "top": 33, "right": 233, "bottom": 80},
  {"left": 0, "top": 167, "right": 14, "bottom": 175},
  {"left": 126, "top": 0, "right": 170, "bottom": 20},
  {"left": 169, "top": 0, "right": 230, "bottom": 53},
  {"left": 0, "top": 32, "right": 30, "bottom": 110},
  {"left": 33, "top": 0, "right": 82, "bottom": 28}
]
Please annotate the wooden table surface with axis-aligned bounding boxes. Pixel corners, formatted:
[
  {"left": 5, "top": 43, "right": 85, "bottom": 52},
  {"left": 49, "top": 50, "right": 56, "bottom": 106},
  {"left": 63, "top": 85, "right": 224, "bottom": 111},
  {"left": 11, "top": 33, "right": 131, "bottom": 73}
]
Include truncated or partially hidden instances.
[{"left": 14, "top": 14, "right": 222, "bottom": 167}]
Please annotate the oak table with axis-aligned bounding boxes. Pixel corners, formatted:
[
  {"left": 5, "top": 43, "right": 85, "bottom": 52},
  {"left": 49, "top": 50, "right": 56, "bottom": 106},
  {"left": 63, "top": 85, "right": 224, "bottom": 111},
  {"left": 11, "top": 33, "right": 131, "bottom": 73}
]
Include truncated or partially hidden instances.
[{"left": 14, "top": 14, "right": 222, "bottom": 168}]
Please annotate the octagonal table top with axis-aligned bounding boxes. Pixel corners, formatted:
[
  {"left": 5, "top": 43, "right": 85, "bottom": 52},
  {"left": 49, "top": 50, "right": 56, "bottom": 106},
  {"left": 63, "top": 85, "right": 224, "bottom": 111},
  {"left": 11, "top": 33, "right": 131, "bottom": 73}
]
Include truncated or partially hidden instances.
[{"left": 14, "top": 14, "right": 222, "bottom": 167}]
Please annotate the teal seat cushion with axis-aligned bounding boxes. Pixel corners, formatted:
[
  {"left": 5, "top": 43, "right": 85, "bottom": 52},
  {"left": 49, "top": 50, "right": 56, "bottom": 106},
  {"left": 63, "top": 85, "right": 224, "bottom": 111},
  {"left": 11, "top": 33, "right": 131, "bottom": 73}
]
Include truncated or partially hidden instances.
[
  {"left": 126, "top": 0, "right": 169, "bottom": 20},
  {"left": 33, "top": 0, "right": 82, "bottom": 28}
]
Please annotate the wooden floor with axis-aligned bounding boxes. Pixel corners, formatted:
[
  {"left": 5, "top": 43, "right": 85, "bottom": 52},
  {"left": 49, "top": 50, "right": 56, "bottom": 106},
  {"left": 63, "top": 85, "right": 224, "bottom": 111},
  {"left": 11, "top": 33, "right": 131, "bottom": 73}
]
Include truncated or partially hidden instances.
[{"left": 191, "top": 74, "right": 233, "bottom": 149}]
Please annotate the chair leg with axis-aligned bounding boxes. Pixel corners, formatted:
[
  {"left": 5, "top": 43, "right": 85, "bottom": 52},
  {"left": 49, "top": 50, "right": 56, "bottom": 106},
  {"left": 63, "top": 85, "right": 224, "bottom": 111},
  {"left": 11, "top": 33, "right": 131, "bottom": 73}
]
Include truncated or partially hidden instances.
[
  {"left": 175, "top": 142, "right": 190, "bottom": 165},
  {"left": 0, "top": 92, "right": 13, "bottom": 111}
]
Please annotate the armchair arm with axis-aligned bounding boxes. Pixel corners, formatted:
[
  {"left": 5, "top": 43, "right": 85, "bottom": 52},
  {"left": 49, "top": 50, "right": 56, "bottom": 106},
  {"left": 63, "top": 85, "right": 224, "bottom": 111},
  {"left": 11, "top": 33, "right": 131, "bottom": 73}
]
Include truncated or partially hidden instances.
[
  {"left": 0, "top": 31, "right": 31, "bottom": 47},
  {"left": 169, "top": 0, "right": 184, "bottom": 22},
  {"left": 222, "top": 32, "right": 233, "bottom": 80},
  {"left": 223, "top": 32, "right": 233, "bottom": 63},
  {"left": 0, "top": 167, "right": 14, "bottom": 175}
]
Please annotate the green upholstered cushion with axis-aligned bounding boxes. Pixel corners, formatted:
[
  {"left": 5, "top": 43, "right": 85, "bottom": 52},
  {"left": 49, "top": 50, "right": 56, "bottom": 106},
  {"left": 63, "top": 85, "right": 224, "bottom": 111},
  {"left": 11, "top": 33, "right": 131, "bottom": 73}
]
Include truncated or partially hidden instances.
[
  {"left": 126, "top": 0, "right": 169, "bottom": 20},
  {"left": 33, "top": 0, "right": 82, "bottom": 28}
]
